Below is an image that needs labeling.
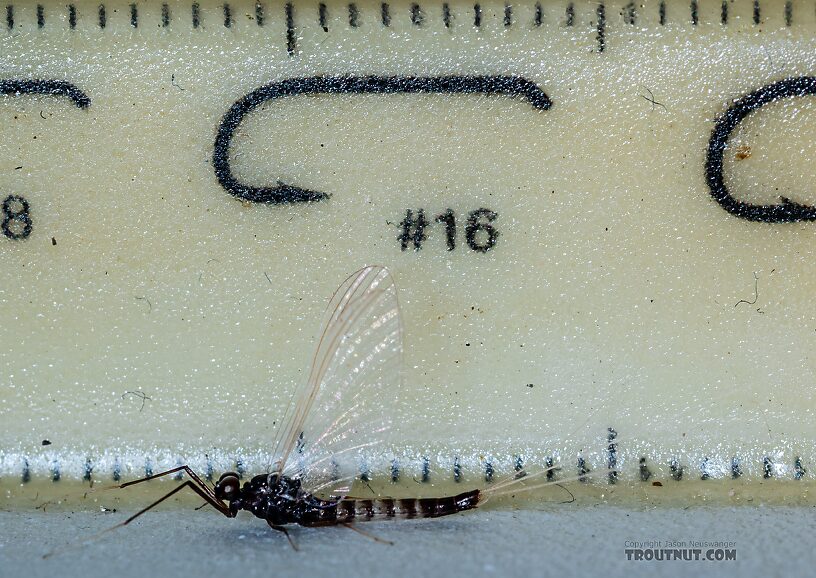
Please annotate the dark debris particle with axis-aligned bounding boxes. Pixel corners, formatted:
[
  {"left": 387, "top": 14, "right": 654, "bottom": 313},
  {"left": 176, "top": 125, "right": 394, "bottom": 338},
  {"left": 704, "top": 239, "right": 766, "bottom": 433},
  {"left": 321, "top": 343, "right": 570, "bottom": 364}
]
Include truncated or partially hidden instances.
[
  {"left": 51, "top": 237, "right": 56, "bottom": 246},
  {"left": 652, "top": 481, "right": 663, "bottom": 487},
  {"left": 526, "top": 383, "right": 534, "bottom": 388},
  {"left": 41, "top": 439, "right": 51, "bottom": 446}
]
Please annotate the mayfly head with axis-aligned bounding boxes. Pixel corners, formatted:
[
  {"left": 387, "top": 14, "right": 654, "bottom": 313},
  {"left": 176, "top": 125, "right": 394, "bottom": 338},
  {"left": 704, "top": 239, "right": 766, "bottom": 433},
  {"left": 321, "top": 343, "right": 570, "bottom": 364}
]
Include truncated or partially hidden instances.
[{"left": 213, "top": 472, "right": 242, "bottom": 502}]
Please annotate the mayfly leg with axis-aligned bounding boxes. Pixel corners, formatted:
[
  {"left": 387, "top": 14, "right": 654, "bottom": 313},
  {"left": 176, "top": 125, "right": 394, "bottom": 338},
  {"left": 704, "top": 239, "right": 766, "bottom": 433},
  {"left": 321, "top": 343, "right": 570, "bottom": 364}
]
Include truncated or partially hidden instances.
[
  {"left": 342, "top": 522, "right": 394, "bottom": 545},
  {"left": 267, "top": 521, "right": 299, "bottom": 551},
  {"left": 119, "top": 465, "right": 233, "bottom": 521},
  {"left": 45, "top": 466, "right": 231, "bottom": 559}
]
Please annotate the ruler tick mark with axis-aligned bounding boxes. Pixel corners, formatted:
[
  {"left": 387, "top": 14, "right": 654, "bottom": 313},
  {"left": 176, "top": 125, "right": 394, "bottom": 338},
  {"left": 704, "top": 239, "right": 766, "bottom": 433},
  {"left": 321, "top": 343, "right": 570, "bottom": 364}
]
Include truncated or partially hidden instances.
[
  {"left": 721, "top": 0, "right": 728, "bottom": 24},
  {"left": 785, "top": 0, "right": 792, "bottom": 26},
  {"left": 484, "top": 459, "right": 494, "bottom": 483},
  {"left": 205, "top": 456, "right": 214, "bottom": 482},
  {"left": 474, "top": 3, "right": 481, "bottom": 27},
  {"left": 381, "top": 2, "right": 390, "bottom": 26},
  {"left": 596, "top": 3, "right": 605, "bottom": 52},
  {"left": 68, "top": 4, "right": 76, "bottom": 29},
  {"left": 503, "top": 3, "right": 512, "bottom": 26},
  {"left": 794, "top": 457, "right": 806, "bottom": 479},
  {"left": 700, "top": 457, "right": 711, "bottom": 480},
  {"left": 161, "top": 3, "right": 169, "bottom": 27},
  {"left": 731, "top": 457, "right": 742, "bottom": 478},
  {"left": 623, "top": 1, "right": 635, "bottom": 25},
  {"left": 223, "top": 3, "right": 232, "bottom": 27},
  {"left": 639, "top": 457, "right": 652, "bottom": 481},
  {"left": 6, "top": 5, "right": 12, "bottom": 30},
  {"left": 534, "top": 2, "right": 542, "bottom": 26},
  {"left": 753, "top": 0, "right": 761, "bottom": 24},
  {"left": 286, "top": 2, "right": 296, "bottom": 54},
  {"left": 255, "top": 1, "right": 264, "bottom": 26},
  {"left": 670, "top": 459, "right": 683, "bottom": 481},
  {"left": 348, "top": 2, "right": 359, "bottom": 27},
  {"left": 690, "top": 0, "right": 698, "bottom": 25},
  {"left": 84, "top": 458, "right": 93, "bottom": 483},
  {"left": 410, "top": 3, "right": 423, "bottom": 26},
  {"left": 130, "top": 3, "right": 137, "bottom": 28},
  {"left": 174, "top": 458, "right": 184, "bottom": 480},
  {"left": 36, "top": 4, "right": 44, "bottom": 28},
  {"left": 391, "top": 459, "right": 400, "bottom": 483},
  {"left": 319, "top": 2, "right": 328, "bottom": 31},
  {"left": 577, "top": 456, "right": 588, "bottom": 481},
  {"left": 98, "top": 4, "right": 106, "bottom": 28},
  {"left": 659, "top": 0, "right": 665, "bottom": 25},
  {"left": 192, "top": 2, "right": 200, "bottom": 28},
  {"left": 565, "top": 2, "right": 574, "bottom": 26},
  {"left": 763, "top": 456, "right": 772, "bottom": 478},
  {"left": 442, "top": 2, "right": 451, "bottom": 27},
  {"left": 359, "top": 460, "right": 372, "bottom": 485},
  {"left": 545, "top": 457, "right": 555, "bottom": 481}
]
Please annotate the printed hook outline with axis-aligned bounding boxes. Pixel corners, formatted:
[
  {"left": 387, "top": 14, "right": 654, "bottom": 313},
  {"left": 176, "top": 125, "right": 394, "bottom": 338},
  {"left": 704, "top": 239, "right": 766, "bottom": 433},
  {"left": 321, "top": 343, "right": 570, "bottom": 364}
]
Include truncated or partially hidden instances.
[
  {"left": 0, "top": 79, "right": 91, "bottom": 108},
  {"left": 706, "top": 76, "right": 816, "bottom": 222},
  {"left": 213, "top": 75, "right": 552, "bottom": 204}
]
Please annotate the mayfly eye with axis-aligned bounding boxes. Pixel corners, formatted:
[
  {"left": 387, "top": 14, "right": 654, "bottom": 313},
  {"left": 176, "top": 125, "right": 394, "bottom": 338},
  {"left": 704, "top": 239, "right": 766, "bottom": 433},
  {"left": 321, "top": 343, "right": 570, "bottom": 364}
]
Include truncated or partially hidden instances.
[{"left": 214, "top": 473, "right": 240, "bottom": 500}]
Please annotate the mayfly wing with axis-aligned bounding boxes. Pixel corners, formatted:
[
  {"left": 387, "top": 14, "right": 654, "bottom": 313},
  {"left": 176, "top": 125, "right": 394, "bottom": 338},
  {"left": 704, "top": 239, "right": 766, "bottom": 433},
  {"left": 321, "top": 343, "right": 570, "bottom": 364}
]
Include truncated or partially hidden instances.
[{"left": 274, "top": 266, "right": 403, "bottom": 498}]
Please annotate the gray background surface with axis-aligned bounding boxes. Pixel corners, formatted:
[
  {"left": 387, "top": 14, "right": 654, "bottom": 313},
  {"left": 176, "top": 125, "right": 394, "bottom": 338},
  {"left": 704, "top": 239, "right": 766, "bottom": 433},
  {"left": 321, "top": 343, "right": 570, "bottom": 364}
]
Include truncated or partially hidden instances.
[{"left": 1, "top": 506, "right": 813, "bottom": 578}]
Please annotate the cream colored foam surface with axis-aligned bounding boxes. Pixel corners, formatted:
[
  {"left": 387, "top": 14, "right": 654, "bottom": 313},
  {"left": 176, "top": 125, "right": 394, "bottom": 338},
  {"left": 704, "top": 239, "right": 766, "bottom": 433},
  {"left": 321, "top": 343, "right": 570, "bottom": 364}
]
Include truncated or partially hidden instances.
[{"left": 1, "top": 0, "right": 815, "bottom": 500}]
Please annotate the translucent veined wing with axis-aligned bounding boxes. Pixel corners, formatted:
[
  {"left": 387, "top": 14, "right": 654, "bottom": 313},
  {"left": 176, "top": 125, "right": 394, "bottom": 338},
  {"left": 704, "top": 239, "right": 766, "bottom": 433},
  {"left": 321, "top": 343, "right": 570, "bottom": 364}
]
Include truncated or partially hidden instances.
[{"left": 271, "top": 266, "right": 403, "bottom": 498}]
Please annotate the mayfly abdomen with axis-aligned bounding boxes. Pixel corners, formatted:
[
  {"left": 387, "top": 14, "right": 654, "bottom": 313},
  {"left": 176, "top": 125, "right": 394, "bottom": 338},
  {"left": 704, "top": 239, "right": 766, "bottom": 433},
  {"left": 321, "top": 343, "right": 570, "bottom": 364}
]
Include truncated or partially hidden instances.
[
  {"left": 308, "top": 490, "right": 481, "bottom": 525},
  {"left": 411, "top": 491, "right": 481, "bottom": 518}
]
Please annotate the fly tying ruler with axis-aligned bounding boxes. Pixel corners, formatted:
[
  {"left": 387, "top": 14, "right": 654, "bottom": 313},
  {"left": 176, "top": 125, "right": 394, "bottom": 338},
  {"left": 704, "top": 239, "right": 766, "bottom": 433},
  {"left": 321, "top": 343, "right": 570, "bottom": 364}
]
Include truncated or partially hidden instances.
[{"left": 1, "top": 0, "right": 815, "bottom": 505}]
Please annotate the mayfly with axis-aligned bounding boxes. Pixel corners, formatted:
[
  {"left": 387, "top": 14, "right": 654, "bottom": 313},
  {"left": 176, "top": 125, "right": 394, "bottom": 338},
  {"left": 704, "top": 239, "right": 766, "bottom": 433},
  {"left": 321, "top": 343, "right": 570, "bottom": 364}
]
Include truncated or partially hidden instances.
[
  {"left": 113, "top": 266, "right": 491, "bottom": 546},
  {"left": 44, "top": 266, "right": 605, "bottom": 558}
]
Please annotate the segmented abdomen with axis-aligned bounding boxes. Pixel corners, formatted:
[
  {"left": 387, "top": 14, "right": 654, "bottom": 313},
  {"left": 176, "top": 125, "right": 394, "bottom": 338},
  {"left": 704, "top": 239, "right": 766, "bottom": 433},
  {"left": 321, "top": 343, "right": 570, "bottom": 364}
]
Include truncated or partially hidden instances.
[{"left": 299, "top": 490, "right": 481, "bottom": 526}]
